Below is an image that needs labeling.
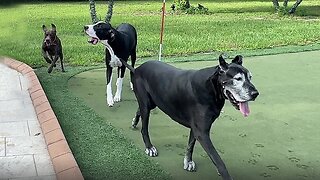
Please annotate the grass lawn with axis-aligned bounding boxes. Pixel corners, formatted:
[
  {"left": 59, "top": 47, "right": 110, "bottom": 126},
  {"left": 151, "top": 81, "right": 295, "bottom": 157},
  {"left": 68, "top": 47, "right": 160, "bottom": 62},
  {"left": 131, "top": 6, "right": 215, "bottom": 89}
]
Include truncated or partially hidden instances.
[
  {"left": 0, "top": 0, "right": 320, "bottom": 66},
  {"left": 67, "top": 51, "right": 320, "bottom": 179}
]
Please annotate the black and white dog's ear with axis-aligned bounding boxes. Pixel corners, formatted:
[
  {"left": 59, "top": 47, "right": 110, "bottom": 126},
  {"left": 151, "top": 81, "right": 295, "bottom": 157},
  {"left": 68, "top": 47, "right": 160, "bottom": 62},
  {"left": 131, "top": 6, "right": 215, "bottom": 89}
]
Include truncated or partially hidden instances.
[
  {"left": 51, "top": 24, "right": 56, "bottom": 32},
  {"left": 219, "top": 55, "right": 228, "bottom": 72},
  {"left": 108, "top": 29, "right": 116, "bottom": 42},
  {"left": 42, "top": 25, "right": 47, "bottom": 32},
  {"left": 232, "top": 55, "right": 243, "bottom": 66}
]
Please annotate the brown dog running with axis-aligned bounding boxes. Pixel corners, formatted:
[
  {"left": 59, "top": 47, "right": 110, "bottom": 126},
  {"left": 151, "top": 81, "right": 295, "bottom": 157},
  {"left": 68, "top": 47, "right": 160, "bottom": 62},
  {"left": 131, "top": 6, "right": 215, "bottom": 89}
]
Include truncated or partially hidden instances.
[{"left": 42, "top": 24, "right": 65, "bottom": 73}]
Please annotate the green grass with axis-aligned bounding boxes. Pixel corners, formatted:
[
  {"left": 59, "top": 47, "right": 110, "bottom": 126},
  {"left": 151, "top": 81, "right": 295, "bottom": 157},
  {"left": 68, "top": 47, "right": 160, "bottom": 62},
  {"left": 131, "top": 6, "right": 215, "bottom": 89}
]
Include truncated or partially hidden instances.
[
  {"left": 0, "top": 0, "right": 320, "bottom": 66},
  {"left": 68, "top": 51, "right": 320, "bottom": 180}
]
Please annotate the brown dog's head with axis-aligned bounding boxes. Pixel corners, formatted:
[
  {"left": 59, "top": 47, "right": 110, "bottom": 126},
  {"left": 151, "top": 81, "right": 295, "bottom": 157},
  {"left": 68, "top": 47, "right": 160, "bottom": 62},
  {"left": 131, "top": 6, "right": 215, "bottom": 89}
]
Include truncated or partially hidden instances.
[{"left": 42, "top": 24, "right": 58, "bottom": 46}]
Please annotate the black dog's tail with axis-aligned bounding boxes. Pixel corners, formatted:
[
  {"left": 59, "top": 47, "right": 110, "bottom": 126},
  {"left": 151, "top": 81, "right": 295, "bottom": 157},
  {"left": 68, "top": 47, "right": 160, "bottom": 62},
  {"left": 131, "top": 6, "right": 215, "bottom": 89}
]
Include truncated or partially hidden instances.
[{"left": 119, "top": 58, "right": 135, "bottom": 73}]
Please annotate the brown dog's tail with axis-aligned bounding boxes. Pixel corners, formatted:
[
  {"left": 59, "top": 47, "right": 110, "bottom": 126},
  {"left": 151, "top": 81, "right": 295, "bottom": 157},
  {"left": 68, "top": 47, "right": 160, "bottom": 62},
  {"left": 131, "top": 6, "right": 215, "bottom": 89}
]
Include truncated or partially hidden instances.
[{"left": 119, "top": 58, "right": 135, "bottom": 73}]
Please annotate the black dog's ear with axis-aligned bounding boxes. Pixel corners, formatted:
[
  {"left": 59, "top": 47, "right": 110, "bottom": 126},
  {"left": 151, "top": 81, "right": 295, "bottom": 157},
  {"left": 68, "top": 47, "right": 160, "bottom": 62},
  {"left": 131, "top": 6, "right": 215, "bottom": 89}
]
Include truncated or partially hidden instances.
[
  {"left": 232, "top": 55, "right": 243, "bottom": 65},
  {"left": 42, "top": 25, "right": 47, "bottom": 32},
  {"left": 219, "top": 55, "right": 228, "bottom": 72},
  {"left": 51, "top": 24, "right": 56, "bottom": 32}
]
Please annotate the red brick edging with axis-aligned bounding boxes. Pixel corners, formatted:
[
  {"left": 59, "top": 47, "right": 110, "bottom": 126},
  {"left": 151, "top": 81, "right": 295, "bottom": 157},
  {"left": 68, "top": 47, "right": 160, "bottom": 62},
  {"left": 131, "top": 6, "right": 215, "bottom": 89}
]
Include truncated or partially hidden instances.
[{"left": 1, "top": 57, "right": 84, "bottom": 180}]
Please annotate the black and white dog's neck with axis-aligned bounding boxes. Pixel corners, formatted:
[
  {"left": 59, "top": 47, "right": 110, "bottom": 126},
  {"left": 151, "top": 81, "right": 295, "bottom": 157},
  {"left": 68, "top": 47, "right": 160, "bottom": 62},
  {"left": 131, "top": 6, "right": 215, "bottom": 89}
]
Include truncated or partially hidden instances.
[{"left": 84, "top": 21, "right": 137, "bottom": 107}]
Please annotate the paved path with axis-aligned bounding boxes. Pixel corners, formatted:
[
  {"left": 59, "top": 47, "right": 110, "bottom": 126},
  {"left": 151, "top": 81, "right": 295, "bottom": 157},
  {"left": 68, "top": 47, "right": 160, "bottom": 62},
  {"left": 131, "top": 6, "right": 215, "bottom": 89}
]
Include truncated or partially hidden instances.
[
  {"left": 0, "top": 58, "right": 84, "bottom": 180},
  {"left": 0, "top": 63, "right": 56, "bottom": 180}
]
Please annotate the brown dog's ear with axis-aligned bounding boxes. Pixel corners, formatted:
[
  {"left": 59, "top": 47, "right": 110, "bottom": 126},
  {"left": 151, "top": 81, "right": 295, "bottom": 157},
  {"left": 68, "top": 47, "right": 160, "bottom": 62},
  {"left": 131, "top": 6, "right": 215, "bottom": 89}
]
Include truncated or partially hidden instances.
[
  {"left": 219, "top": 54, "right": 228, "bottom": 72},
  {"left": 51, "top": 24, "right": 56, "bottom": 32},
  {"left": 42, "top": 25, "right": 47, "bottom": 32},
  {"left": 232, "top": 55, "right": 243, "bottom": 65}
]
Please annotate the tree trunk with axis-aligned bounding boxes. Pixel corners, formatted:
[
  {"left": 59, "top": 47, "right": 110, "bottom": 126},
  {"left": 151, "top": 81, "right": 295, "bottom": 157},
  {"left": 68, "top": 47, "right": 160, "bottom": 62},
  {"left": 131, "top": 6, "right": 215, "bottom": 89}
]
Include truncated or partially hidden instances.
[
  {"left": 105, "top": 0, "right": 114, "bottom": 23},
  {"left": 89, "top": 0, "right": 98, "bottom": 23},
  {"left": 289, "top": 0, "right": 303, "bottom": 14},
  {"left": 272, "top": 0, "right": 280, "bottom": 10},
  {"left": 185, "top": 0, "right": 190, "bottom": 9},
  {"left": 283, "top": 0, "right": 289, "bottom": 7}
]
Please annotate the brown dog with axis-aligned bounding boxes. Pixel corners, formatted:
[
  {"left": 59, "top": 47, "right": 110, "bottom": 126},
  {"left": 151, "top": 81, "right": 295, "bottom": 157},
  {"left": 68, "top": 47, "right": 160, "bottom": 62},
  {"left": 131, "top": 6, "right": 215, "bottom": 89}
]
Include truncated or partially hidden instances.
[{"left": 42, "top": 24, "right": 65, "bottom": 73}]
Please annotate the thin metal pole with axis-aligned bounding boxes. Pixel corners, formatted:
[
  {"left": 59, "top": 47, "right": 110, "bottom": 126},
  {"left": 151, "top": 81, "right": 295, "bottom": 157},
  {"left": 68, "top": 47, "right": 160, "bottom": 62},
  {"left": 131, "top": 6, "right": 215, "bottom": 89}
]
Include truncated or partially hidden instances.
[{"left": 159, "top": 0, "right": 166, "bottom": 61}]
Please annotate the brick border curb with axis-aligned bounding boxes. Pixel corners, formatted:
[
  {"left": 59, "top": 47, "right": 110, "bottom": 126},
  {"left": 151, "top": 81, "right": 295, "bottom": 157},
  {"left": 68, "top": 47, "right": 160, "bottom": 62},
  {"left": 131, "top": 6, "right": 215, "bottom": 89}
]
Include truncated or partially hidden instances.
[{"left": 1, "top": 57, "right": 84, "bottom": 180}]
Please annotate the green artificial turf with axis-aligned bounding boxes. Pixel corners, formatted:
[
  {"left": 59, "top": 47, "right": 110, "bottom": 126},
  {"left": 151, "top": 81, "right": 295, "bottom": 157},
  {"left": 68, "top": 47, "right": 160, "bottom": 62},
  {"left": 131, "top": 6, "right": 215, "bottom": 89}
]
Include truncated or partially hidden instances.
[
  {"left": 0, "top": 0, "right": 320, "bottom": 66},
  {"left": 68, "top": 51, "right": 320, "bottom": 180},
  {"left": 35, "top": 66, "right": 171, "bottom": 180}
]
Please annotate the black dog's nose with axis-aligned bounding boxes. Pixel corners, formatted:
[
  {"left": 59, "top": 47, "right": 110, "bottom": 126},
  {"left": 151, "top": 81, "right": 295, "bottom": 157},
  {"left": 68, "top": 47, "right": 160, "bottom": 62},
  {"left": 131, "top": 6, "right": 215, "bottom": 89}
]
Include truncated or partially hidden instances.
[
  {"left": 251, "top": 91, "right": 259, "bottom": 99},
  {"left": 84, "top": 26, "right": 89, "bottom": 31}
]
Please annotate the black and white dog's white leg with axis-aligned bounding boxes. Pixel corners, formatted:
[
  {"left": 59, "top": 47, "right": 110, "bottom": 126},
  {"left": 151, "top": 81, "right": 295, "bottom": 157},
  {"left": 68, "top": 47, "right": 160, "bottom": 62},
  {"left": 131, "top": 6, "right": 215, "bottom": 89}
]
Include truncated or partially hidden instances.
[
  {"left": 105, "top": 51, "right": 114, "bottom": 107},
  {"left": 184, "top": 129, "right": 196, "bottom": 172},
  {"left": 114, "top": 65, "right": 126, "bottom": 102}
]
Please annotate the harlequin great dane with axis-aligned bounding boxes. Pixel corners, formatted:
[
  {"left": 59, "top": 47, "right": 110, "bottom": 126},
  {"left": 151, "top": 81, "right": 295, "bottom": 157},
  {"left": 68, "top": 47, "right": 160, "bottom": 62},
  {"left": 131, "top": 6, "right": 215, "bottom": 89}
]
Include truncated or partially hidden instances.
[
  {"left": 84, "top": 21, "right": 137, "bottom": 107},
  {"left": 121, "top": 55, "right": 259, "bottom": 180}
]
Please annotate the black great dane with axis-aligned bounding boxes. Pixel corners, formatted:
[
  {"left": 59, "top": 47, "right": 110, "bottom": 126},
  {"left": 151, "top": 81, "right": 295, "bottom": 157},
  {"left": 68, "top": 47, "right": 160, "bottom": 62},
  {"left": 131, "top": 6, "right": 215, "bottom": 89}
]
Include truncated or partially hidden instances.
[
  {"left": 125, "top": 55, "right": 259, "bottom": 180},
  {"left": 84, "top": 21, "right": 137, "bottom": 107}
]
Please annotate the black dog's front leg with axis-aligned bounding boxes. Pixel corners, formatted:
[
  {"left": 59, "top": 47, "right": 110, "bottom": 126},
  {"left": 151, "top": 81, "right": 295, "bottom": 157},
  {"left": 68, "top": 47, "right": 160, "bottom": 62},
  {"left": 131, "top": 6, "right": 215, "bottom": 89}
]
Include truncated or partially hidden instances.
[
  {"left": 194, "top": 130, "right": 232, "bottom": 180},
  {"left": 184, "top": 129, "right": 196, "bottom": 171}
]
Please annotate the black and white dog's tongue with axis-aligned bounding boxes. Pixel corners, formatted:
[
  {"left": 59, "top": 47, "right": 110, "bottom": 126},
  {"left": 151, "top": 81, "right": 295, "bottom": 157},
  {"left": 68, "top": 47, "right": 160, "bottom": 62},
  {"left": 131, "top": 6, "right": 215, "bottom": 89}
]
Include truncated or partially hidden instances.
[
  {"left": 239, "top": 102, "right": 250, "bottom": 117},
  {"left": 88, "top": 37, "right": 99, "bottom": 45}
]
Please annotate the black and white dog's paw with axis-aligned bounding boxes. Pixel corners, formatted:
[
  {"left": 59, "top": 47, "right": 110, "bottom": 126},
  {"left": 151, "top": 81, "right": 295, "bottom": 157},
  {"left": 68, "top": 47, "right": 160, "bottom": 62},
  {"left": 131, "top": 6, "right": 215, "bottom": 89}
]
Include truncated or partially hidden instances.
[
  {"left": 145, "top": 146, "right": 158, "bottom": 157},
  {"left": 183, "top": 157, "right": 196, "bottom": 172},
  {"left": 107, "top": 97, "right": 114, "bottom": 107},
  {"left": 114, "top": 93, "right": 121, "bottom": 102}
]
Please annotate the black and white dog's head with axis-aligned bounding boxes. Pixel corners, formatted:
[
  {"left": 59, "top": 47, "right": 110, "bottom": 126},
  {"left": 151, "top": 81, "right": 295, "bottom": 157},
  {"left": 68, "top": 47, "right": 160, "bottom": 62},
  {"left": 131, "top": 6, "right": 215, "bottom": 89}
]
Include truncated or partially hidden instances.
[
  {"left": 217, "top": 55, "right": 259, "bottom": 117},
  {"left": 42, "top": 24, "right": 58, "bottom": 46},
  {"left": 84, "top": 21, "right": 115, "bottom": 45}
]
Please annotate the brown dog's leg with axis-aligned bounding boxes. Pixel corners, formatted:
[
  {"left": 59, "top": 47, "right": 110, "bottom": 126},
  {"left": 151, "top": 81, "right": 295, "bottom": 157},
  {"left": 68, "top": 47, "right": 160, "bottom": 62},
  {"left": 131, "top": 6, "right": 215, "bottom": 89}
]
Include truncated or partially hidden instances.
[
  {"left": 47, "top": 56, "right": 58, "bottom": 73},
  {"left": 60, "top": 53, "right": 65, "bottom": 72}
]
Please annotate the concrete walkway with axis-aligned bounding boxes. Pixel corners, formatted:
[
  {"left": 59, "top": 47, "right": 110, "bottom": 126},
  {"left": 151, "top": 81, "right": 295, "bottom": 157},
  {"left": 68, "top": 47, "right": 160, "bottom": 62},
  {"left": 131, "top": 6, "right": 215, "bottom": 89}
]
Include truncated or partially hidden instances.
[
  {"left": 0, "top": 63, "right": 56, "bottom": 180},
  {"left": 0, "top": 58, "right": 83, "bottom": 180}
]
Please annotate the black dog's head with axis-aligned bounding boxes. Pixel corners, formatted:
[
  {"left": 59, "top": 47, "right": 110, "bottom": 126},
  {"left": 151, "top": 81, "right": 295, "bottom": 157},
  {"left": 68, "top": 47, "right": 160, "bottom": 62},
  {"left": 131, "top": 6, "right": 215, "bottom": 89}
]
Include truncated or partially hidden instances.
[
  {"left": 84, "top": 21, "right": 116, "bottom": 45},
  {"left": 42, "top": 24, "right": 58, "bottom": 46},
  {"left": 216, "top": 55, "right": 259, "bottom": 117}
]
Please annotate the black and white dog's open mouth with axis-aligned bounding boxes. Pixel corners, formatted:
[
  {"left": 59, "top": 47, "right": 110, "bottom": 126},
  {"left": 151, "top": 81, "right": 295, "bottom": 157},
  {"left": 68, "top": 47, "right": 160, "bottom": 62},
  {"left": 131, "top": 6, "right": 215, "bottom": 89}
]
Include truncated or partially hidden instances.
[
  {"left": 88, "top": 37, "right": 99, "bottom": 45},
  {"left": 226, "top": 90, "right": 250, "bottom": 117}
]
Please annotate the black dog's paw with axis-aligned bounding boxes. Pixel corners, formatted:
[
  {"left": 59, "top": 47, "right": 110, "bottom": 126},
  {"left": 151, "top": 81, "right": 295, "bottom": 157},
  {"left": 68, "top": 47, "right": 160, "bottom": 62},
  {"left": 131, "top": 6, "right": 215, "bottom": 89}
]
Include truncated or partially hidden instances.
[
  {"left": 145, "top": 146, "right": 158, "bottom": 157},
  {"left": 183, "top": 157, "right": 196, "bottom": 172},
  {"left": 62, "top": 69, "right": 66, "bottom": 73},
  {"left": 131, "top": 117, "right": 139, "bottom": 129}
]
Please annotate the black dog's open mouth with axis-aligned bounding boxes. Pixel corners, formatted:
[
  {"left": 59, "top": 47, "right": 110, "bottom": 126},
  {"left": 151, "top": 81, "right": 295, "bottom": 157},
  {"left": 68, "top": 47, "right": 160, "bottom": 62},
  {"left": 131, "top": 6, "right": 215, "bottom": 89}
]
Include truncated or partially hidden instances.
[
  {"left": 226, "top": 90, "right": 250, "bottom": 117},
  {"left": 88, "top": 37, "right": 99, "bottom": 45}
]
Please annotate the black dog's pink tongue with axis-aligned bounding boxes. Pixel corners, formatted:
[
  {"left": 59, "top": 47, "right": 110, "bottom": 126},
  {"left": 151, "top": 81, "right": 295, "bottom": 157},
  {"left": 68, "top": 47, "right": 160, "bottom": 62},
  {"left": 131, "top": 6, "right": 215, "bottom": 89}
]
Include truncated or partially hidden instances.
[{"left": 239, "top": 102, "right": 250, "bottom": 117}]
